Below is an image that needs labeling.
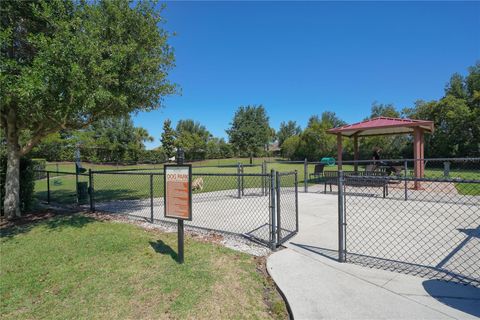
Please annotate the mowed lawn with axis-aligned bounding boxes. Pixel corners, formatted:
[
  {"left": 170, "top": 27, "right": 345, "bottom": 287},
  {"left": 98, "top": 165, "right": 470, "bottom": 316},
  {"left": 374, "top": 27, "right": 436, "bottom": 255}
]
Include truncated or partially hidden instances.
[
  {"left": 0, "top": 214, "right": 287, "bottom": 319},
  {"left": 35, "top": 159, "right": 479, "bottom": 204},
  {"left": 35, "top": 160, "right": 350, "bottom": 204}
]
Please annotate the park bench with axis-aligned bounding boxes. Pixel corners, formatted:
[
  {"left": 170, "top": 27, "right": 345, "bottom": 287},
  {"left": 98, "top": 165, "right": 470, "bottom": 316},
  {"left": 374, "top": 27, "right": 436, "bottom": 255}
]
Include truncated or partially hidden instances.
[{"left": 323, "top": 170, "right": 389, "bottom": 198}]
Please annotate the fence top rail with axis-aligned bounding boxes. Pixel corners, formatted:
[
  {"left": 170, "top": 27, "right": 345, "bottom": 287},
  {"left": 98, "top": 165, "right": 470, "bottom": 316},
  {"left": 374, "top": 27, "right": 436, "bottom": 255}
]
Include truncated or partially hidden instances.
[
  {"left": 34, "top": 170, "right": 89, "bottom": 176},
  {"left": 94, "top": 168, "right": 161, "bottom": 173},
  {"left": 89, "top": 164, "right": 263, "bottom": 173},
  {"left": 192, "top": 172, "right": 269, "bottom": 177},
  {"left": 91, "top": 170, "right": 162, "bottom": 175},
  {"left": 266, "top": 160, "right": 306, "bottom": 164},
  {"left": 341, "top": 157, "right": 480, "bottom": 163},
  {"left": 345, "top": 174, "right": 480, "bottom": 184},
  {"left": 191, "top": 164, "right": 261, "bottom": 168},
  {"left": 277, "top": 171, "right": 298, "bottom": 176},
  {"left": 87, "top": 171, "right": 272, "bottom": 177},
  {"left": 266, "top": 157, "right": 480, "bottom": 165}
]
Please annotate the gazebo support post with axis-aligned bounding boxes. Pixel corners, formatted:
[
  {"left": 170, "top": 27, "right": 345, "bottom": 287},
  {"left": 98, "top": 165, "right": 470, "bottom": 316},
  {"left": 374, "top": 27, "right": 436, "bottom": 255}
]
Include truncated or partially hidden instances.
[
  {"left": 337, "top": 134, "right": 343, "bottom": 170},
  {"left": 353, "top": 135, "right": 359, "bottom": 172},
  {"left": 413, "top": 127, "right": 425, "bottom": 189}
]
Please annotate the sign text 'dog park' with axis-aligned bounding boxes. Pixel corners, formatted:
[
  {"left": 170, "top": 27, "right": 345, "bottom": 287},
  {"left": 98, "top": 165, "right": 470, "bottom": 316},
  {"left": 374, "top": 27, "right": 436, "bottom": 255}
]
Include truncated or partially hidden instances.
[{"left": 164, "top": 165, "right": 192, "bottom": 220}]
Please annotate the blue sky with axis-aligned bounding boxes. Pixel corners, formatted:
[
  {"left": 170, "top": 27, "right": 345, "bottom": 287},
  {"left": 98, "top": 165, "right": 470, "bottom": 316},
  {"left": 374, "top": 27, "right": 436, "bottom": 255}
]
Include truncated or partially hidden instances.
[{"left": 133, "top": 1, "right": 480, "bottom": 149}]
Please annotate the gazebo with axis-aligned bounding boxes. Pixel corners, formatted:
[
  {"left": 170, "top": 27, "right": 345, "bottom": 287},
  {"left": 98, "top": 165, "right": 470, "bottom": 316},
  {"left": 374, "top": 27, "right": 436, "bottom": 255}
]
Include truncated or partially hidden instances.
[{"left": 327, "top": 117, "right": 434, "bottom": 182}]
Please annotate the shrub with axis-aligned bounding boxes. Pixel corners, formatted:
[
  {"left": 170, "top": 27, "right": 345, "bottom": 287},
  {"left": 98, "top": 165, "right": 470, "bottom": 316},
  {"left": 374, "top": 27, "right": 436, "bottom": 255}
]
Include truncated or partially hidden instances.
[{"left": 1, "top": 157, "right": 36, "bottom": 216}]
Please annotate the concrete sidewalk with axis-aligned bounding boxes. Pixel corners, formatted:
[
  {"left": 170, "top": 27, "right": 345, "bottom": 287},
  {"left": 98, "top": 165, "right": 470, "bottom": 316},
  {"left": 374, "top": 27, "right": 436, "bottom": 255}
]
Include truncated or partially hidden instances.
[
  {"left": 268, "top": 248, "right": 480, "bottom": 319},
  {"left": 267, "top": 192, "right": 480, "bottom": 319}
]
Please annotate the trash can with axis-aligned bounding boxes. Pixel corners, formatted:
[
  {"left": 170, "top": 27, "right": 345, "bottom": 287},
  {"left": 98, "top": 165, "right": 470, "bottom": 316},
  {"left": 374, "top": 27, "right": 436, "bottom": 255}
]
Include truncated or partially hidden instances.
[{"left": 77, "top": 182, "right": 88, "bottom": 201}]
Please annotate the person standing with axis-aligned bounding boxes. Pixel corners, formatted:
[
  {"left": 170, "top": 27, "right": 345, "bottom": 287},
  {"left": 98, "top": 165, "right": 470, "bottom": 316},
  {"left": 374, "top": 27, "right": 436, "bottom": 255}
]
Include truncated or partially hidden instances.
[{"left": 372, "top": 148, "right": 381, "bottom": 162}]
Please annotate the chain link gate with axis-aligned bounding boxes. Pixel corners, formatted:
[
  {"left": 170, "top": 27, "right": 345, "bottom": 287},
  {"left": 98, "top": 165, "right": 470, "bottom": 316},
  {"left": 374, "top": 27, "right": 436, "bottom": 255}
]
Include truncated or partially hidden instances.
[{"left": 276, "top": 171, "right": 299, "bottom": 245}]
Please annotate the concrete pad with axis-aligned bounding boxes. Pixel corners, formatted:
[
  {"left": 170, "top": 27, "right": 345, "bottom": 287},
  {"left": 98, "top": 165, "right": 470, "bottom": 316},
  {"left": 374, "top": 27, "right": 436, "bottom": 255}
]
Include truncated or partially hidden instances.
[
  {"left": 266, "top": 192, "right": 480, "bottom": 319},
  {"left": 267, "top": 249, "right": 479, "bottom": 319}
]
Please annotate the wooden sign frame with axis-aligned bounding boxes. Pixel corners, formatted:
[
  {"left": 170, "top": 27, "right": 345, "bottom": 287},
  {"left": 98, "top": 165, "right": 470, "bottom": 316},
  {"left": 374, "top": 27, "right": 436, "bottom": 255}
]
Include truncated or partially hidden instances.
[{"left": 164, "top": 164, "right": 192, "bottom": 221}]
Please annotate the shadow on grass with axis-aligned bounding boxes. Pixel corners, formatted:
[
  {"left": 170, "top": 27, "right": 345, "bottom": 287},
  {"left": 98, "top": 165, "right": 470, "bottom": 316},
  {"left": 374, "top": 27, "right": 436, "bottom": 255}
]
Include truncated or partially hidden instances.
[
  {"left": 1, "top": 214, "right": 96, "bottom": 240},
  {"left": 149, "top": 240, "right": 180, "bottom": 263}
]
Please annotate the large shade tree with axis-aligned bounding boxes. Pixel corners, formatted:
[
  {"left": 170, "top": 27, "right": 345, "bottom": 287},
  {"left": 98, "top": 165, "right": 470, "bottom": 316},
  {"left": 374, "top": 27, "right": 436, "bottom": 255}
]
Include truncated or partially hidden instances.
[
  {"left": 403, "top": 63, "right": 480, "bottom": 158},
  {"left": 1, "top": 0, "right": 176, "bottom": 218},
  {"left": 175, "top": 119, "right": 212, "bottom": 160},
  {"left": 227, "top": 105, "right": 270, "bottom": 163},
  {"left": 277, "top": 121, "right": 301, "bottom": 147}
]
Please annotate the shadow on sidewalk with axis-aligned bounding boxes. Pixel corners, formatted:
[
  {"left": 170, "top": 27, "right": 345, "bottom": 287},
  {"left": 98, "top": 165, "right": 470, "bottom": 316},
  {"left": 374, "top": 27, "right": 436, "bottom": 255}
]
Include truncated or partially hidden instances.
[{"left": 423, "top": 280, "right": 480, "bottom": 317}]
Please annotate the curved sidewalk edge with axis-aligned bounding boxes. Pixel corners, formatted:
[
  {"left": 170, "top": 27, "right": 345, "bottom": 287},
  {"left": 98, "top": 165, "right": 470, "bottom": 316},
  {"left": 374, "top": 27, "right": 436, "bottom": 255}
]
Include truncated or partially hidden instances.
[{"left": 266, "top": 248, "right": 480, "bottom": 320}]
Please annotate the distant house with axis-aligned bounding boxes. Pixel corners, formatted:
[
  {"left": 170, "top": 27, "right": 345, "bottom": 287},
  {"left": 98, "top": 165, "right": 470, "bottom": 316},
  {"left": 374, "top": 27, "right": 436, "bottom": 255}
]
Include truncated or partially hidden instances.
[{"left": 267, "top": 141, "right": 281, "bottom": 156}]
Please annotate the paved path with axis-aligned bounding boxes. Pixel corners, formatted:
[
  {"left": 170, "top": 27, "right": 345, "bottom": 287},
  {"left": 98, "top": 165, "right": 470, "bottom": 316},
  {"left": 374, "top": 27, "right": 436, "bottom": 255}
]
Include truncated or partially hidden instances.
[{"left": 267, "top": 192, "right": 480, "bottom": 320}]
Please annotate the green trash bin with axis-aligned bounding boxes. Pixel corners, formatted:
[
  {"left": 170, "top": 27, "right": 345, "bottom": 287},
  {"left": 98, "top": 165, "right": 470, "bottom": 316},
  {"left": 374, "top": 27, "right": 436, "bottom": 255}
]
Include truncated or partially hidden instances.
[{"left": 77, "top": 182, "right": 88, "bottom": 201}]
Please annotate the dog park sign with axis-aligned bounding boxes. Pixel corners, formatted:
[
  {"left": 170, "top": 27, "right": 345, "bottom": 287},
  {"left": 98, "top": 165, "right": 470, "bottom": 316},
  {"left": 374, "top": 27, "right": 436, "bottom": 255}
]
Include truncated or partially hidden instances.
[
  {"left": 164, "top": 165, "right": 192, "bottom": 220},
  {"left": 164, "top": 164, "right": 192, "bottom": 264}
]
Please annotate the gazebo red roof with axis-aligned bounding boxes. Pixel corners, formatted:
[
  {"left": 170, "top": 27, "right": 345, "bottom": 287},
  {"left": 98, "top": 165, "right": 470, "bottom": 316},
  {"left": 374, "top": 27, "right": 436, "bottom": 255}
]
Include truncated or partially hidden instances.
[{"left": 327, "top": 117, "right": 434, "bottom": 137}]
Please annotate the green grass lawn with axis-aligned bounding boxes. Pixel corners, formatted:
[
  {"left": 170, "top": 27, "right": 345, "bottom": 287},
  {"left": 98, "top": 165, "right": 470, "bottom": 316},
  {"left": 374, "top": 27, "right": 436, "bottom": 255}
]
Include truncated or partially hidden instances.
[
  {"left": 35, "top": 160, "right": 349, "bottom": 204},
  {"left": 35, "top": 159, "right": 479, "bottom": 204},
  {"left": 455, "top": 182, "right": 480, "bottom": 196},
  {"left": 0, "top": 214, "right": 287, "bottom": 319}
]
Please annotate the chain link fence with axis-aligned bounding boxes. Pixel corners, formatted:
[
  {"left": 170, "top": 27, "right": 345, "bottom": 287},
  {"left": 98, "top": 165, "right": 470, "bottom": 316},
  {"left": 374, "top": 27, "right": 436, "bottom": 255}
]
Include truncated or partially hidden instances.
[
  {"left": 337, "top": 164, "right": 479, "bottom": 287},
  {"left": 264, "top": 157, "right": 480, "bottom": 194},
  {"left": 33, "top": 166, "right": 298, "bottom": 249},
  {"left": 276, "top": 171, "right": 298, "bottom": 245},
  {"left": 34, "top": 170, "right": 90, "bottom": 205}
]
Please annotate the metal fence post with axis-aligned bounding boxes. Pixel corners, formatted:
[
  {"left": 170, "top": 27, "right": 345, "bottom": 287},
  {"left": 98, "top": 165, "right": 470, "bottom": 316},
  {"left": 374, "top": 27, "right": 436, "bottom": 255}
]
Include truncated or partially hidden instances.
[
  {"left": 75, "top": 168, "right": 79, "bottom": 204},
  {"left": 270, "top": 169, "right": 277, "bottom": 250},
  {"left": 304, "top": 158, "right": 308, "bottom": 193},
  {"left": 404, "top": 160, "right": 408, "bottom": 201},
  {"left": 241, "top": 164, "right": 245, "bottom": 196},
  {"left": 150, "top": 174, "right": 154, "bottom": 223},
  {"left": 237, "top": 162, "right": 242, "bottom": 199},
  {"left": 276, "top": 171, "right": 281, "bottom": 245},
  {"left": 262, "top": 161, "right": 266, "bottom": 196},
  {"left": 338, "top": 171, "right": 346, "bottom": 262},
  {"left": 294, "top": 170, "right": 299, "bottom": 232},
  {"left": 47, "top": 171, "right": 50, "bottom": 204},
  {"left": 89, "top": 169, "right": 95, "bottom": 212}
]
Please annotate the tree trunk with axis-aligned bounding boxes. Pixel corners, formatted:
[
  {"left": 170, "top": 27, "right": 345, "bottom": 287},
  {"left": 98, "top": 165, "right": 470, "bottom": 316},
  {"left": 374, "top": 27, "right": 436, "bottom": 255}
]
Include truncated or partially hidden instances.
[{"left": 4, "top": 109, "right": 21, "bottom": 219}]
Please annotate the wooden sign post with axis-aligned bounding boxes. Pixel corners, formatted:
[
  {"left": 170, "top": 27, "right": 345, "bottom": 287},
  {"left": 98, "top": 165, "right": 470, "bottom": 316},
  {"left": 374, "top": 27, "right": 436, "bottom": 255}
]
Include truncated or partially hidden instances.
[{"left": 164, "top": 164, "right": 192, "bottom": 264}]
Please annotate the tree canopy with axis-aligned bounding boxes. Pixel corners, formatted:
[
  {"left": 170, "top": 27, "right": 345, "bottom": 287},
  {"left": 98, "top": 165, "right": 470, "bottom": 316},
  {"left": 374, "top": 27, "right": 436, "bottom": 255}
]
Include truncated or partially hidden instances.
[
  {"left": 175, "top": 119, "right": 212, "bottom": 160},
  {"left": 1, "top": 0, "right": 176, "bottom": 217},
  {"left": 226, "top": 105, "right": 271, "bottom": 159},
  {"left": 30, "top": 116, "right": 157, "bottom": 163},
  {"left": 161, "top": 119, "right": 176, "bottom": 158},
  {"left": 278, "top": 121, "right": 301, "bottom": 147}
]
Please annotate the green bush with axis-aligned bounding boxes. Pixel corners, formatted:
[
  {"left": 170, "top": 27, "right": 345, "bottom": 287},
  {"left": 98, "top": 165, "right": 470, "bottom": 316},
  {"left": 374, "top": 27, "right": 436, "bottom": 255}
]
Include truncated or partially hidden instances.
[{"left": 0, "top": 157, "right": 36, "bottom": 216}]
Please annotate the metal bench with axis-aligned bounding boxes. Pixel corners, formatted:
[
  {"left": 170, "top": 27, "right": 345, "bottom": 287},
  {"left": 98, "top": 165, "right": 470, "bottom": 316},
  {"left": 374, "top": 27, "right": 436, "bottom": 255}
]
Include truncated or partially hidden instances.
[{"left": 323, "top": 171, "right": 389, "bottom": 198}]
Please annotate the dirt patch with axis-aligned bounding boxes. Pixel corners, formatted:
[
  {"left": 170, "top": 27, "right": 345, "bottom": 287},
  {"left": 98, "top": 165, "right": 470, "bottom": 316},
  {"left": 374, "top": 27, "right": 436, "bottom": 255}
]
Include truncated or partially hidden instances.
[
  {"left": 0, "top": 208, "right": 78, "bottom": 229},
  {"left": 255, "top": 256, "right": 290, "bottom": 319}
]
